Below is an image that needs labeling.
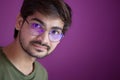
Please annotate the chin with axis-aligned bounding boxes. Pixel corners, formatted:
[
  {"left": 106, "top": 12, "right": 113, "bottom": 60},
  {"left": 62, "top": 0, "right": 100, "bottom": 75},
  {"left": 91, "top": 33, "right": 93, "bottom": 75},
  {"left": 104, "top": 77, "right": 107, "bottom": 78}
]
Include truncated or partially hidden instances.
[{"left": 32, "top": 51, "right": 49, "bottom": 58}]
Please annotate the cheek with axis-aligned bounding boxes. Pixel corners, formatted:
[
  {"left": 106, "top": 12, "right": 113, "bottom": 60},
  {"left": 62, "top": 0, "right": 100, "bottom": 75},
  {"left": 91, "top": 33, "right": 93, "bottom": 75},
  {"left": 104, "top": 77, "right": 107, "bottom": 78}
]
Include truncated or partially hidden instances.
[
  {"left": 52, "top": 43, "right": 59, "bottom": 49},
  {"left": 19, "top": 27, "right": 34, "bottom": 45},
  {"left": 48, "top": 42, "right": 60, "bottom": 53}
]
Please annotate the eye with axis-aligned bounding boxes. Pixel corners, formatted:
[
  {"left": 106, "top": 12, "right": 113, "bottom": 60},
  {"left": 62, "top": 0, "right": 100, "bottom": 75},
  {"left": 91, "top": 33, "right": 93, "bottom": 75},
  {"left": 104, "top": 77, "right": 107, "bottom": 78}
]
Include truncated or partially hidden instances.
[
  {"left": 51, "top": 29, "right": 62, "bottom": 35},
  {"left": 31, "top": 23, "right": 42, "bottom": 29},
  {"left": 30, "top": 23, "right": 45, "bottom": 34}
]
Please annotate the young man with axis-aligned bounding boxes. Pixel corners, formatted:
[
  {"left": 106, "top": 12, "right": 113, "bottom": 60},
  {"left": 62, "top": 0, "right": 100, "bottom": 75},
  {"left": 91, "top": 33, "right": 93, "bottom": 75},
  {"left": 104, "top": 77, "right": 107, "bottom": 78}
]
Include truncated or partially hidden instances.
[{"left": 0, "top": 0, "right": 72, "bottom": 80}]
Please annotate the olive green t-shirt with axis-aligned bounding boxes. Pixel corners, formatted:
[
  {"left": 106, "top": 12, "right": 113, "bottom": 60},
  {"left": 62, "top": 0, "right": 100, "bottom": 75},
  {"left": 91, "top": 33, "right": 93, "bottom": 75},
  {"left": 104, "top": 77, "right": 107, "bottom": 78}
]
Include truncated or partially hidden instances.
[{"left": 0, "top": 48, "right": 48, "bottom": 80}]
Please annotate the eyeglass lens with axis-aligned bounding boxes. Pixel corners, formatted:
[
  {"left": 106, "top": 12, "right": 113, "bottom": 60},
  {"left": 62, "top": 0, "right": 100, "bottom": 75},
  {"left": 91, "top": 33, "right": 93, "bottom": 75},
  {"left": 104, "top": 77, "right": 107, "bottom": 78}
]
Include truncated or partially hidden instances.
[{"left": 28, "top": 22, "right": 64, "bottom": 42}]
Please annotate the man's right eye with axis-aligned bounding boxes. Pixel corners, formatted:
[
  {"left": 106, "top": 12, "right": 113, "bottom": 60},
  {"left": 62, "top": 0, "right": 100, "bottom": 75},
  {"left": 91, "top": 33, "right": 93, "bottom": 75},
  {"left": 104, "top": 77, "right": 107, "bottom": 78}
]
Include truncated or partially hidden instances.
[{"left": 31, "top": 23, "right": 42, "bottom": 29}]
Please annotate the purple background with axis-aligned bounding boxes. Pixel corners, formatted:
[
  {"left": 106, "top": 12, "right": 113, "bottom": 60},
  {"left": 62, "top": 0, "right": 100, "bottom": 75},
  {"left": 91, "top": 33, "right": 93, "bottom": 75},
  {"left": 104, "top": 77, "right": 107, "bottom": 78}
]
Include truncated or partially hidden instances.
[{"left": 0, "top": 0, "right": 120, "bottom": 80}]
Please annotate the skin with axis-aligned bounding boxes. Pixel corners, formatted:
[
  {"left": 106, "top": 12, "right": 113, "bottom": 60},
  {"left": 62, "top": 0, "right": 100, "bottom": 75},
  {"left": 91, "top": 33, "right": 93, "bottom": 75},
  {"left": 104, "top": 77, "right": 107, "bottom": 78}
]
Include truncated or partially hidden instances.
[{"left": 2, "top": 12, "right": 64, "bottom": 75}]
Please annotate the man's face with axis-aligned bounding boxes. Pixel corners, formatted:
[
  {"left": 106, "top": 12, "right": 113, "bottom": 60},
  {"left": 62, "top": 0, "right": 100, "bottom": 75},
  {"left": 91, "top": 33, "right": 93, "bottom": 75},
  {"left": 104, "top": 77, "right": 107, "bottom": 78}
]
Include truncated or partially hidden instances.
[{"left": 16, "top": 12, "right": 64, "bottom": 59}]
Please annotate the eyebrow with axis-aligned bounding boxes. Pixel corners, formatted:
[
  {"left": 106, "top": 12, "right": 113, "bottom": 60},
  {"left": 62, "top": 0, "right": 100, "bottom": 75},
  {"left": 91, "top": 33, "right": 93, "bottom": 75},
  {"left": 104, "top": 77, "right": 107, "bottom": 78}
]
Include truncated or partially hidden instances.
[
  {"left": 51, "top": 27, "right": 63, "bottom": 31},
  {"left": 31, "top": 17, "right": 63, "bottom": 30},
  {"left": 31, "top": 18, "right": 45, "bottom": 26}
]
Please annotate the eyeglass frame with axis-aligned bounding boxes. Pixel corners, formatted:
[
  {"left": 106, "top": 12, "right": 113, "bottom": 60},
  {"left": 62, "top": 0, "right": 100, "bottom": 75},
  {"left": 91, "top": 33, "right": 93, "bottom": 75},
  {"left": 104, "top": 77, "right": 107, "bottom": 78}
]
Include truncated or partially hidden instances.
[{"left": 22, "top": 18, "right": 64, "bottom": 42}]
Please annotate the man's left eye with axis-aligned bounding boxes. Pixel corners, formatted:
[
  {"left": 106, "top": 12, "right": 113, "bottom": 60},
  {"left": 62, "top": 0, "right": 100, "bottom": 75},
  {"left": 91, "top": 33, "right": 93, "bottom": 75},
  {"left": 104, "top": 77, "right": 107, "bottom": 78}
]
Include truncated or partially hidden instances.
[{"left": 51, "top": 30, "right": 61, "bottom": 35}]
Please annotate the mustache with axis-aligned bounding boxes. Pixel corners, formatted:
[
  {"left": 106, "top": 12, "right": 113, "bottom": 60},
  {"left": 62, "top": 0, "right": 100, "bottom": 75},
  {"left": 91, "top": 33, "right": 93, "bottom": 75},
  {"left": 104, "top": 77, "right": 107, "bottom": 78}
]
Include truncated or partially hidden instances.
[{"left": 30, "top": 41, "right": 50, "bottom": 51}]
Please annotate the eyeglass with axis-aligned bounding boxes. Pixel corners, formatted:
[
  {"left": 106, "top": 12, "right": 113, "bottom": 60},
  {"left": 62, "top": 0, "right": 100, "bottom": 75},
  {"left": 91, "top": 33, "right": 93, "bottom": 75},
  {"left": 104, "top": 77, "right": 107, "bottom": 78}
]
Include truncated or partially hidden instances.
[{"left": 24, "top": 20, "right": 64, "bottom": 42}]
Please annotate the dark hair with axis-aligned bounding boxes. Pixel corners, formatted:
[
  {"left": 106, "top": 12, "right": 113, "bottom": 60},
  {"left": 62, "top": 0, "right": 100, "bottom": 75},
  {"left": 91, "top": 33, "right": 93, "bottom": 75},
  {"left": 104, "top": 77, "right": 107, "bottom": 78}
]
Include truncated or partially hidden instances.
[{"left": 14, "top": 0, "right": 72, "bottom": 38}]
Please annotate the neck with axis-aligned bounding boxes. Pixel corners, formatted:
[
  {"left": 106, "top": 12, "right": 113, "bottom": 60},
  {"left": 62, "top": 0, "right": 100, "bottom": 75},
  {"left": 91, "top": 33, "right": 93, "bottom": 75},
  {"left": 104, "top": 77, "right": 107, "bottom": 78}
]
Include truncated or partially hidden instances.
[{"left": 2, "top": 40, "right": 36, "bottom": 75}]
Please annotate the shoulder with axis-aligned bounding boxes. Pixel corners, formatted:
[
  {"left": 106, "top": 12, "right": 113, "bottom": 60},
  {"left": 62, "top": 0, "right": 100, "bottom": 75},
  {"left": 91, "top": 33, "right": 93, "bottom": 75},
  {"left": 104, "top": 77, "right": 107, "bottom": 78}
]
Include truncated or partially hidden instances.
[
  {"left": 0, "top": 47, "right": 5, "bottom": 62},
  {"left": 35, "top": 61, "right": 47, "bottom": 73},
  {"left": 34, "top": 61, "right": 48, "bottom": 79}
]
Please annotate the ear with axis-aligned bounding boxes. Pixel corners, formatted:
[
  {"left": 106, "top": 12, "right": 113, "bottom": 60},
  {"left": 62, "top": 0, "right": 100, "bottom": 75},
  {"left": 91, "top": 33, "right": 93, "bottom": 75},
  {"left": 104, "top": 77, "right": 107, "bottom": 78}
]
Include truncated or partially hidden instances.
[{"left": 15, "top": 14, "right": 24, "bottom": 31}]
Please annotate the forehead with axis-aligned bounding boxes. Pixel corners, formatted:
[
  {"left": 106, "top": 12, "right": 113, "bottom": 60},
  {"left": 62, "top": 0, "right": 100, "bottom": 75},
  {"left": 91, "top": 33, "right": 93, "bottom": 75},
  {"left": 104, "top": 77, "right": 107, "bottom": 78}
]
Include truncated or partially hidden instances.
[{"left": 27, "top": 12, "right": 64, "bottom": 29}]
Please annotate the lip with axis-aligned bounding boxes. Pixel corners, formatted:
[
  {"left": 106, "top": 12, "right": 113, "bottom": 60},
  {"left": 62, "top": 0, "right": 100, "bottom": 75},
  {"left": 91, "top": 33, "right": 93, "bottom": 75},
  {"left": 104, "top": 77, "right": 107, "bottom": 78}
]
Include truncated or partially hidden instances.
[{"left": 32, "top": 43, "right": 47, "bottom": 51}]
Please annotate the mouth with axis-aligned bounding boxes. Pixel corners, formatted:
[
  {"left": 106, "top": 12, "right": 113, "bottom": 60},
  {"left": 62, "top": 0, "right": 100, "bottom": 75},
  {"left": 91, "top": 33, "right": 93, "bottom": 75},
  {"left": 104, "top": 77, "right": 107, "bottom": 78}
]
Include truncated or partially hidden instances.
[
  {"left": 30, "top": 41, "right": 50, "bottom": 52},
  {"left": 32, "top": 43, "right": 48, "bottom": 52}
]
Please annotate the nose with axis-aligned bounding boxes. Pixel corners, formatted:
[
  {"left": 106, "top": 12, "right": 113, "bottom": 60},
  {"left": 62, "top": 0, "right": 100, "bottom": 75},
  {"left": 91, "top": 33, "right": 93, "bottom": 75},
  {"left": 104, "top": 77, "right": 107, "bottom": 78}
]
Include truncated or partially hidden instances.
[{"left": 36, "top": 32, "right": 50, "bottom": 45}]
